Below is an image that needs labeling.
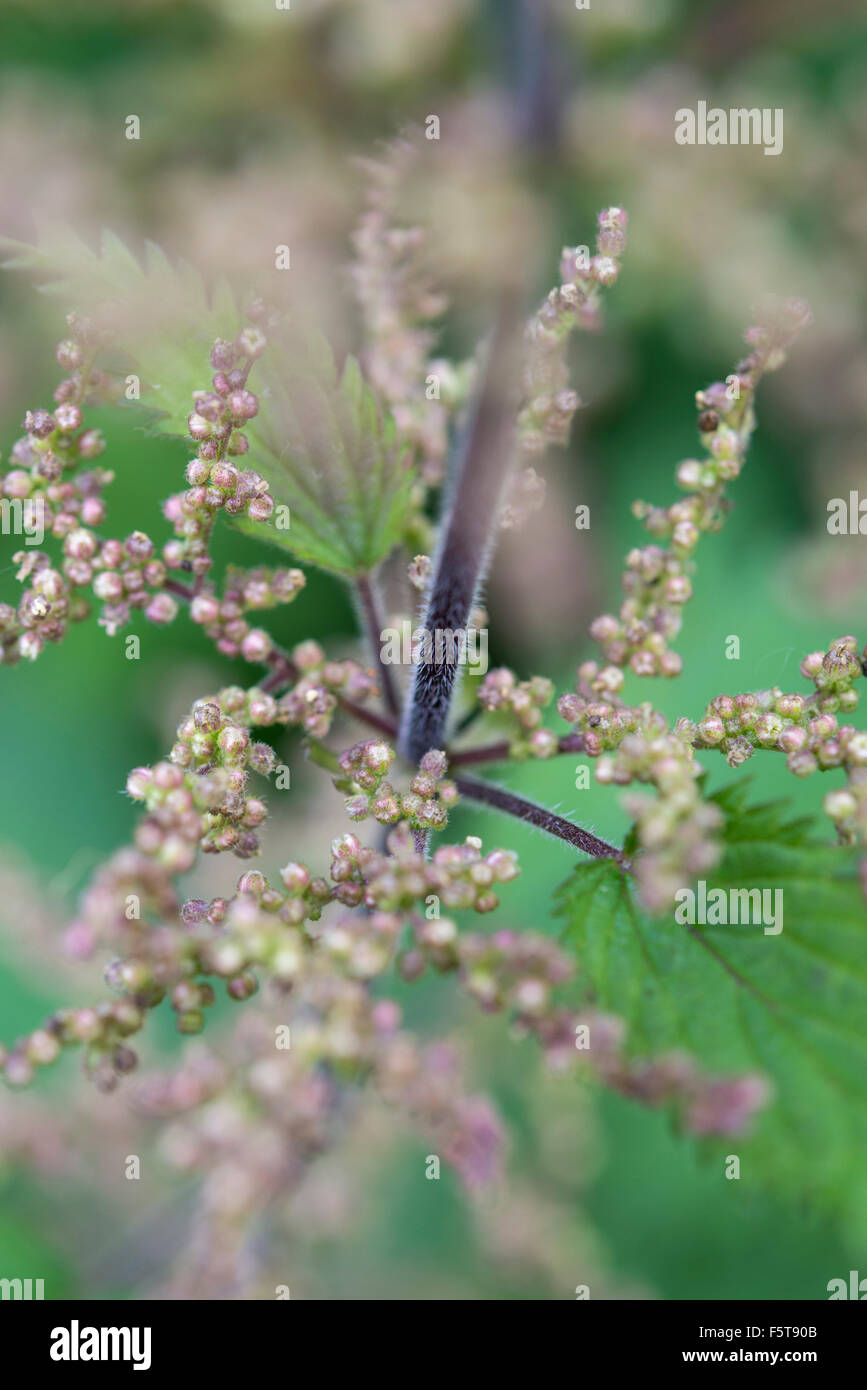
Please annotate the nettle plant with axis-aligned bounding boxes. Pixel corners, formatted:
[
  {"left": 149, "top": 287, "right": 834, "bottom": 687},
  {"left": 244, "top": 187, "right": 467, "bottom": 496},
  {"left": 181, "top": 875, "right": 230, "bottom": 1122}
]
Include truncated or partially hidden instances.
[{"left": 1, "top": 146, "right": 865, "bottom": 1248}]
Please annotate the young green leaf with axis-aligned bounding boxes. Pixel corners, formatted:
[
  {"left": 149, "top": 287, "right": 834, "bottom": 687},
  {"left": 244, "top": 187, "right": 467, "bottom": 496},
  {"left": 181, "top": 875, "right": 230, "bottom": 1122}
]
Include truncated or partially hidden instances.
[
  {"left": 0, "top": 223, "right": 240, "bottom": 437},
  {"left": 238, "top": 327, "right": 415, "bottom": 577},
  {"left": 555, "top": 786, "right": 867, "bottom": 1227},
  {"left": 1, "top": 226, "right": 415, "bottom": 577}
]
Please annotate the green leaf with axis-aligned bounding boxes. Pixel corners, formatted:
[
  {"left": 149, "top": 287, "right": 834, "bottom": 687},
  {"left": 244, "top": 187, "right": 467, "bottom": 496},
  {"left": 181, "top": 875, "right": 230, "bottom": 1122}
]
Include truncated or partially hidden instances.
[
  {"left": 555, "top": 787, "right": 867, "bottom": 1227},
  {"left": 2, "top": 225, "right": 415, "bottom": 576},
  {"left": 238, "top": 327, "right": 415, "bottom": 577},
  {"left": 0, "top": 222, "right": 240, "bottom": 437}
]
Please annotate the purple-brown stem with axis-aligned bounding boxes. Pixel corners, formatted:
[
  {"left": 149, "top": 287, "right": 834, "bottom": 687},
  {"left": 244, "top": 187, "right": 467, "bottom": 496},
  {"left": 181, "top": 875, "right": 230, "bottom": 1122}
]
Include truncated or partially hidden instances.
[
  {"left": 398, "top": 294, "right": 523, "bottom": 765},
  {"left": 454, "top": 772, "right": 627, "bottom": 865},
  {"left": 448, "top": 731, "right": 585, "bottom": 767},
  {"left": 355, "top": 574, "right": 400, "bottom": 721},
  {"left": 163, "top": 577, "right": 194, "bottom": 600}
]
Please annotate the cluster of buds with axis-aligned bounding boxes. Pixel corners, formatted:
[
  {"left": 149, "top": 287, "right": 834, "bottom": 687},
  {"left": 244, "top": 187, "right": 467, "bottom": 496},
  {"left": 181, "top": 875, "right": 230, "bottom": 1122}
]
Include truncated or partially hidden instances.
[
  {"left": 330, "top": 822, "right": 519, "bottom": 914},
  {"left": 84, "top": 528, "right": 174, "bottom": 636},
  {"left": 583, "top": 1031, "right": 770, "bottom": 1137},
  {"left": 500, "top": 466, "right": 546, "bottom": 531},
  {"left": 1, "top": 815, "right": 769, "bottom": 1150},
  {"left": 558, "top": 659, "right": 645, "bottom": 754},
  {"left": 589, "top": 300, "right": 811, "bottom": 678},
  {"left": 136, "top": 1039, "right": 342, "bottom": 1297},
  {"left": 350, "top": 134, "right": 455, "bottom": 489},
  {"left": 153, "top": 1032, "right": 502, "bottom": 1259},
  {"left": 3, "top": 764, "right": 520, "bottom": 1087},
  {"left": 5, "top": 316, "right": 110, "bottom": 501},
  {"left": 191, "top": 868, "right": 333, "bottom": 989},
  {"left": 478, "top": 668, "right": 559, "bottom": 758},
  {"left": 3, "top": 523, "right": 180, "bottom": 654},
  {"left": 168, "top": 979, "right": 217, "bottom": 1036},
  {"left": 0, "top": 314, "right": 228, "bottom": 653},
  {"left": 189, "top": 564, "right": 305, "bottom": 662},
  {"left": 314, "top": 908, "right": 401, "bottom": 982},
  {"left": 3, "top": 852, "right": 327, "bottom": 1084},
  {"left": 589, "top": 301, "right": 811, "bottom": 681},
  {"left": 685, "top": 645, "right": 862, "bottom": 774},
  {"left": 0, "top": 320, "right": 284, "bottom": 659},
  {"left": 277, "top": 640, "right": 378, "bottom": 738},
  {"left": 559, "top": 661, "right": 723, "bottom": 911},
  {"left": 180, "top": 875, "right": 395, "bottom": 1003},
  {"left": 617, "top": 743, "right": 723, "bottom": 915},
  {"left": 398, "top": 921, "right": 768, "bottom": 1136},
  {"left": 799, "top": 635, "right": 863, "bottom": 714},
  {"left": 403, "top": 922, "right": 570, "bottom": 1014},
  {"left": 823, "top": 751, "right": 867, "bottom": 858},
  {"left": 0, "top": 998, "right": 143, "bottom": 1091},
  {"left": 2, "top": 830, "right": 770, "bottom": 1147},
  {"left": 338, "top": 743, "right": 459, "bottom": 831},
  {"left": 61, "top": 847, "right": 180, "bottom": 967},
  {"left": 678, "top": 636, "right": 867, "bottom": 862},
  {"left": 377, "top": 1037, "right": 505, "bottom": 1190},
  {"left": 127, "top": 686, "right": 284, "bottom": 867},
  {"left": 162, "top": 326, "right": 273, "bottom": 581},
  {"left": 7, "top": 926, "right": 504, "bottom": 1263},
  {"left": 517, "top": 208, "right": 628, "bottom": 457},
  {"left": 0, "top": 316, "right": 115, "bottom": 662},
  {"left": 503, "top": 209, "right": 627, "bottom": 533},
  {"left": 22, "top": 852, "right": 185, "bottom": 1080},
  {"left": 0, "top": 551, "right": 83, "bottom": 661},
  {"left": 7, "top": 840, "right": 510, "bottom": 1200}
]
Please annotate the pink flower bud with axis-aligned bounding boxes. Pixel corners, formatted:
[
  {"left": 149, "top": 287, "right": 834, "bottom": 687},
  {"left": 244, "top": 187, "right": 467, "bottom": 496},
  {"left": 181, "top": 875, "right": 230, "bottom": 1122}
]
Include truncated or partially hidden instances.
[
  {"left": 240, "top": 628, "right": 272, "bottom": 663},
  {"left": 55, "top": 403, "right": 82, "bottom": 433},
  {"left": 210, "top": 339, "right": 236, "bottom": 371},
  {"left": 187, "top": 412, "right": 213, "bottom": 440},
  {"left": 246, "top": 494, "right": 273, "bottom": 522},
  {"left": 237, "top": 326, "right": 267, "bottom": 359},
  {"left": 228, "top": 390, "right": 259, "bottom": 421},
  {"left": 24, "top": 409, "right": 56, "bottom": 439},
  {"left": 56, "top": 339, "right": 83, "bottom": 370},
  {"left": 190, "top": 593, "right": 220, "bottom": 625},
  {"left": 77, "top": 429, "right": 105, "bottom": 458},
  {"left": 145, "top": 592, "right": 178, "bottom": 625}
]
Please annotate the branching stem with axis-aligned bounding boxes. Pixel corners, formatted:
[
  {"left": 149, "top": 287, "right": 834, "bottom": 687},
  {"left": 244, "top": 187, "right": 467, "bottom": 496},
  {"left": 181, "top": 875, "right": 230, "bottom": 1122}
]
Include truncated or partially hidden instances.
[
  {"left": 355, "top": 574, "right": 400, "bottom": 721},
  {"left": 455, "top": 772, "right": 627, "bottom": 865},
  {"left": 448, "top": 731, "right": 585, "bottom": 767}
]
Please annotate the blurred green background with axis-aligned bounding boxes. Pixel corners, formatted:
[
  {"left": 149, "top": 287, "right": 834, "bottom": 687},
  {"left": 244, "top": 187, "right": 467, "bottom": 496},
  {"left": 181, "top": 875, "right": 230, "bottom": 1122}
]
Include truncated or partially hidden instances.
[{"left": 1, "top": 0, "right": 865, "bottom": 1299}]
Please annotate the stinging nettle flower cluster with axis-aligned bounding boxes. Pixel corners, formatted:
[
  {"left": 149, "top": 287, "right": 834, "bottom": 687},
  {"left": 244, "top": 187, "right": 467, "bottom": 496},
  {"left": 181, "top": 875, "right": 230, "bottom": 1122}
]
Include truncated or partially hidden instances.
[{"left": 1, "top": 148, "right": 856, "bottom": 1282}]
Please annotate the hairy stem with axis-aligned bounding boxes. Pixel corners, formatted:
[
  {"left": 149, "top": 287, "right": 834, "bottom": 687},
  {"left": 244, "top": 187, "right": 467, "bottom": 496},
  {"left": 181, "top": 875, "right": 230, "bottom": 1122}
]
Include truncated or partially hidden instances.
[
  {"left": 455, "top": 772, "right": 627, "bottom": 864},
  {"left": 355, "top": 574, "right": 400, "bottom": 721},
  {"left": 399, "top": 296, "right": 522, "bottom": 764}
]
